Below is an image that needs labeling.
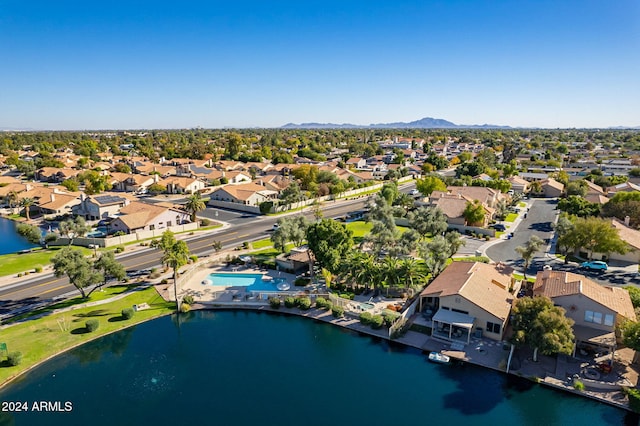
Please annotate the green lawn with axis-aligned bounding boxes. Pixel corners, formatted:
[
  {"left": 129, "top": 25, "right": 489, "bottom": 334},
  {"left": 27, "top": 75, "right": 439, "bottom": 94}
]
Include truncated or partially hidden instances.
[
  {"left": 250, "top": 238, "right": 273, "bottom": 250},
  {"left": 0, "top": 286, "right": 173, "bottom": 387},
  {"left": 512, "top": 273, "right": 536, "bottom": 283},
  {"left": 505, "top": 213, "right": 518, "bottom": 222},
  {"left": 345, "top": 221, "right": 373, "bottom": 238},
  {"left": 0, "top": 246, "right": 92, "bottom": 277}
]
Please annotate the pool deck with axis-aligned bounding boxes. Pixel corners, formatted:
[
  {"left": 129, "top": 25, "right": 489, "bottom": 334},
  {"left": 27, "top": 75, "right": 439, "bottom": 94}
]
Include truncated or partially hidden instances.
[{"left": 154, "top": 264, "right": 640, "bottom": 414}]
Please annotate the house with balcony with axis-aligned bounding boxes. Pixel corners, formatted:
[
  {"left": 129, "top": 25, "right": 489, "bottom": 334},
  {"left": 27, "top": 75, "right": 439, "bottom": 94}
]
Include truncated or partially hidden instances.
[
  {"left": 418, "top": 262, "right": 515, "bottom": 344},
  {"left": 533, "top": 270, "right": 636, "bottom": 356}
]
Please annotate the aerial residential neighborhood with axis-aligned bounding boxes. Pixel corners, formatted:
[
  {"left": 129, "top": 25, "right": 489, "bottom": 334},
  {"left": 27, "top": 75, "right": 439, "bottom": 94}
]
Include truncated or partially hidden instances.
[{"left": 1, "top": 0, "right": 639, "bottom": 424}]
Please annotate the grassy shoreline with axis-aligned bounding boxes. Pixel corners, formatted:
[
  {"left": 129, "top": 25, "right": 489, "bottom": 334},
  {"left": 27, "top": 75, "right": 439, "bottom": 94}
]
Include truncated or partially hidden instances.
[{"left": 0, "top": 286, "right": 174, "bottom": 390}]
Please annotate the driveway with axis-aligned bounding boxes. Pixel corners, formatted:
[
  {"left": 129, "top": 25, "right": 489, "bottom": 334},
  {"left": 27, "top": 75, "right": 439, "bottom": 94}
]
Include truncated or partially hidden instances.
[{"left": 485, "top": 198, "right": 558, "bottom": 275}]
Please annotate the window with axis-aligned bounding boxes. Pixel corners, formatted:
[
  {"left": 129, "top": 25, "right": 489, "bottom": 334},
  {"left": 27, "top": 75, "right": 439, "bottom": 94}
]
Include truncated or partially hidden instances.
[
  {"left": 167, "top": 221, "right": 172, "bottom": 227},
  {"left": 585, "top": 310, "right": 603, "bottom": 324},
  {"left": 149, "top": 224, "right": 155, "bottom": 231},
  {"left": 452, "top": 308, "right": 469, "bottom": 315},
  {"left": 584, "top": 310, "right": 594, "bottom": 323},
  {"left": 486, "top": 321, "right": 501, "bottom": 334},
  {"left": 592, "top": 312, "right": 602, "bottom": 324},
  {"left": 604, "top": 314, "right": 614, "bottom": 327}
]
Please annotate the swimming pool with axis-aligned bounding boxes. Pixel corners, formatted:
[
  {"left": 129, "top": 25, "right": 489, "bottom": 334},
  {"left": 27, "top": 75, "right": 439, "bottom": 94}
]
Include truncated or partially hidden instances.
[{"left": 205, "top": 273, "right": 288, "bottom": 292}]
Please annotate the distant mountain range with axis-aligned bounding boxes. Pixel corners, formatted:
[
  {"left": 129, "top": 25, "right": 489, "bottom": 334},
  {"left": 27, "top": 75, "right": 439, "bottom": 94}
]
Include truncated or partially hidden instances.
[{"left": 282, "top": 117, "right": 511, "bottom": 129}]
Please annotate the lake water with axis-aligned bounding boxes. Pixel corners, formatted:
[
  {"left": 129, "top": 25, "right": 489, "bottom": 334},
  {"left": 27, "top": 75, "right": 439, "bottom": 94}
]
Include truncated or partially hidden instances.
[
  {"left": 0, "top": 311, "right": 635, "bottom": 426},
  {"left": 0, "top": 217, "right": 38, "bottom": 255}
]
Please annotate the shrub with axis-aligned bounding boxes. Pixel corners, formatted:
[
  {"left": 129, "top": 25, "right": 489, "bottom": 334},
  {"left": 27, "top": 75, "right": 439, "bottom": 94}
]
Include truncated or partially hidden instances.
[
  {"left": 200, "top": 218, "right": 211, "bottom": 226},
  {"left": 85, "top": 319, "right": 99, "bottom": 332},
  {"left": 242, "top": 241, "right": 250, "bottom": 249},
  {"left": 183, "top": 295, "right": 195, "bottom": 305},
  {"left": 180, "top": 303, "right": 191, "bottom": 313},
  {"left": 113, "top": 231, "right": 125, "bottom": 237},
  {"left": 17, "top": 273, "right": 23, "bottom": 277},
  {"left": 370, "top": 315, "right": 384, "bottom": 329},
  {"left": 7, "top": 351, "right": 22, "bottom": 366},
  {"left": 382, "top": 310, "right": 401, "bottom": 327},
  {"left": 34, "top": 265, "right": 43, "bottom": 273},
  {"left": 315, "top": 297, "right": 330, "bottom": 309},
  {"left": 623, "top": 387, "right": 640, "bottom": 412},
  {"left": 572, "top": 379, "right": 585, "bottom": 391},
  {"left": 296, "top": 296, "right": 312, "bottom": 310},
  {"left": 359, "top": 311, "right": 373, "bottom": 325},
  {"left": 121, "top": 308, "right": 134, "bottom": 320},
  {"left": 284, "top": 296, "right": 296, "bottom": 308},
  {"left": 161, "top": 278, "right": 168, "bottom": 284},
  {"left": 269, "top": 297, "right": 281, "bottom": 309},
  {"left": 114, "top": 246, "right": 125, "bottom": 253},
  {"left": 331, "top": 305, "right": 344, "bottom": 318},
  {"left": 294, "top": 277, "right": 310, "bottom": 287}
]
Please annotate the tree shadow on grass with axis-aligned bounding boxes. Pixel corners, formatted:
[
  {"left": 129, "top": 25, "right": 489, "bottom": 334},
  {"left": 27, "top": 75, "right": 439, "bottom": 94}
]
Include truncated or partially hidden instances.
[
  {"left": 108, "top": 316, "right": 127, "bottom": 323},
  {"left": 70, "top": 327, "right": 91, "bottom": 335},
  {"left": 72, "top": 309, "right": 110, "bottom": 320}
]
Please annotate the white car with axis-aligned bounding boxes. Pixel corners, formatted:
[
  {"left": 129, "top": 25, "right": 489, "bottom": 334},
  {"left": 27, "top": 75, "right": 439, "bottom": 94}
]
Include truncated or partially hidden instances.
[{"left": 409, "top": 189, "right": 420, "bottom": 196}]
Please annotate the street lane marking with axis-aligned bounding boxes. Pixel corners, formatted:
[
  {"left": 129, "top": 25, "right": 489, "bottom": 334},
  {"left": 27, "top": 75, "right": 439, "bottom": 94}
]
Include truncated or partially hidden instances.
[
  {"left": 0, "top": 279, "right": 58, "bottom": 298},
  {"left": 38, "top": 285, "right": 70, "bottom": 296}
]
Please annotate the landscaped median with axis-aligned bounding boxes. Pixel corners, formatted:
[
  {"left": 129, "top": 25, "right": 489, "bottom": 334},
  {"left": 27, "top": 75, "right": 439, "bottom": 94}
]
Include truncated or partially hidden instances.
[{"left": 0, "top": 285, "right": 174, "bottom": 388}]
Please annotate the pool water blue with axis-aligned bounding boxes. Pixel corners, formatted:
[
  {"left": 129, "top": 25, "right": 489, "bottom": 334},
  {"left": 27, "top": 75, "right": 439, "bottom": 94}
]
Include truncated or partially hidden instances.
[
  {"left": 206, "top": 272, "right": 283, "bottom": 292},
  {"left": 0, "top": 311, "right": 633, "bottom": 426}
]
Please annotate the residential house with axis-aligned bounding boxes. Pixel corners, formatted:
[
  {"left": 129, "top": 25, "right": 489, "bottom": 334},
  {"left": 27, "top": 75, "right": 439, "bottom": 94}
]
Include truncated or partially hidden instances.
[
  {"left": 38, "top": 191, "right": 82, "bottom": 217},
  {"left": 110, "top": 201, "right": 190, "bottom": 234},
  {"left": 428, "top": 192, "right": 494, "bottom": 227},
  {"left": 134, "top": 163, "right": 177, "bottom": 177},
  {"left": 540, "top": 178, "right": 565, "bottom": 198},
  {"left": 607, "top": 181, "right": 640, "bottom": 196},
  {"left": 507, "top": 176, "right": 530, "bottom": 194},
  {"left": 445, "top": 186, "right": 503, "bottom": 208},
  {"left": 418, "top": 262, "right": 515, "bottom": 343},
  {"left": 208, "top": 182, "right": 278, "bottom": 206},
  {"left": 224, "top": 170, "right": 252, "bottom": 184},
  {"left": 35, "top": 167, "right": 80, "bottom": 183},
  {"left": 109, "top": 172, "right": 158, "bottom": 193},
  {"left": 73, "top": 193, "right": 131, "bottom": 220},
  {"left": 158, "top": 176, "right": 206, "bottom": 194},
  {"left": 583, "top": 180, "right": 609, "bottom": 204},
  {"left": 346, "top": 157, "right": 367, "bottom": 169},
  {"left": 533, "top": 270, "right": 636, "bottom": 355}
]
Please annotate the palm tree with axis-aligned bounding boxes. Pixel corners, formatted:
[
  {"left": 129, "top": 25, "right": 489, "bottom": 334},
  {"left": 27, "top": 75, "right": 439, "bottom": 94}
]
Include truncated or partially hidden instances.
[
  {"left": 378, "top": 257, "right": 401, "bottom": 296},
  {"left": 397, "top": 258, "right": 427, "bottom": 293},
  {"left": 184, "top": 192, "right": 206, "bottom": 223},
  {"left": 6, "top": 191, "right": 19, "bottom": 214},
  {"left": 515, "top": 235, "right": 544, "bottom": 279},
  {"left": 157, "top": 231, "right": 190, "bottom": 312},
  {"left": 20, "top": 197, "right": 35, "bottom": 221}
]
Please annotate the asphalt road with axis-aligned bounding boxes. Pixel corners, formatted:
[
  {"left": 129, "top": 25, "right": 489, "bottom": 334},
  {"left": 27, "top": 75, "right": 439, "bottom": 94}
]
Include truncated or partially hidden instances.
[
  {"left": 485, "top": 198, "right": 559, "bottom": 270},
  {"left": 0, "top": 187, "right": 405, "bottom": 317},
  {"left": 485, "top": 198, "right": 640, "bottom": 287}
]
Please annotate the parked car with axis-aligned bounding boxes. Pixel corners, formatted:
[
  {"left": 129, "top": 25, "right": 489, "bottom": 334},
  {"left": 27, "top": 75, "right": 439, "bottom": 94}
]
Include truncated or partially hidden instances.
[
  {"left": 580, "top": 261, "right": 608, "bottom": 271},
  {"left": 409, "top": 189, "right": 420, "bottom": 196},
  {"left": 489, "top": 223, "right": 507, "bottom": 232}
]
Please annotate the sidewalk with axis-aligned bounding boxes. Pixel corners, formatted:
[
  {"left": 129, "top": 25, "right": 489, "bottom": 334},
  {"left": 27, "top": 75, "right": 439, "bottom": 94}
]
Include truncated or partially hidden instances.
[{"left": 0, "top": 219, "right": 234, "bottom": 290}]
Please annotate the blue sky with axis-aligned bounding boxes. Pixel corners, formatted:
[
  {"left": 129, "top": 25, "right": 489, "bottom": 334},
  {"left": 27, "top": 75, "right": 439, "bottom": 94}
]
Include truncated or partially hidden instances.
[{"left": 1, "top": 0, "right": 638, "bottom": 129}]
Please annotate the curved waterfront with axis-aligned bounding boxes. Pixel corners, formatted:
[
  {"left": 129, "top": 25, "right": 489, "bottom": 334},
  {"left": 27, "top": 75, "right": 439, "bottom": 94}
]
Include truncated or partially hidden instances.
[
  {"left": 0, "top": 217, "right": 38, "bottom": 255},
  {"left": 0, "top": 311, "right": 634, "bottom": 425}
]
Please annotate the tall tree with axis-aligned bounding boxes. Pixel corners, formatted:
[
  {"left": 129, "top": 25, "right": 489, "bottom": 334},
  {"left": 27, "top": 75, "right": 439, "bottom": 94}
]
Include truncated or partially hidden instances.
[
  {"left": 444, "top": 231, "right": 465, "bottom": 257},
  {"left": 408, "top": 206, "right": 448, "bottom": 238},
  {"left": 270, "top": 216, "right": 309, "bottom": 252},
  {"left": 306, "top": 219, "right": 353, "bottom": 274},
  {"left": 511, "top": 296, "right": 575, "bottom": 362},
  {"left": 553, "top": 214, "right": 575, "bottom": 262},
  {"left": 58, "top": 216, "right": 89, "bottom": 246},
  {"left": 184, "top": 192, "right": 206, "bottom": 223},
  {"left": 463, "top": 200, "right": 486, "bottom": 226},
  {"left": 419, "top": 235, "right": 451, "bottom": 276},
  {"left": 52, "top": 247, "right": 103, "bottom": 299},
  {"left": 153, "top": 230, "right": 190, "bottom": 311},
  {"left": 558, "top": 216, "right": 628, "bottom": 260},
  {"left": 20, "top": 197, "right": 35, "bottom": 221},
  {"left": 515, "top": 235, "right": 544, "bottom": 279},
  {"left": 280, "top": 181, "right": 304, "bottom": 211},
  {"left": 415, "top": 175, "right": 447, "bottom": 196},
  {"left": 93, "top": 251, "right": 126, "bottom": 289}
]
